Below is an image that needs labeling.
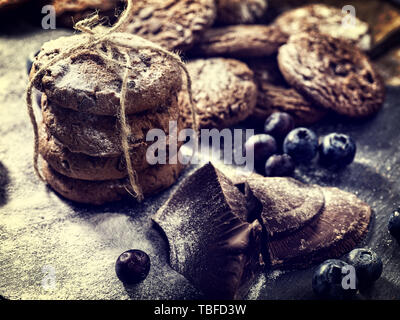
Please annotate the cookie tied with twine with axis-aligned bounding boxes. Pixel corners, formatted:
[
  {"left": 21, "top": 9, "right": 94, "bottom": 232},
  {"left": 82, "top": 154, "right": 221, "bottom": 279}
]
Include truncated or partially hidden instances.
[{"left": 26, "top": 0, "right": 198, "bottom": 202}]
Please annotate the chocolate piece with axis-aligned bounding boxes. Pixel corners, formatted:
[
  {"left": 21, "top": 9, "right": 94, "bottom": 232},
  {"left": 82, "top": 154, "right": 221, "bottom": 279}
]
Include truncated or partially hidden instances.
[
  {"left": 278, "top": 32, "right": 385, "bottom": 118},
  {"left": 274, "top": 4, "right": 372, "bottom": 51},
  {"left": 246, "top": 175, "right": 325, "bottom": 238},
  {"left": 246, "top": 57, "right": 327, "bottom": 126},
  {"left": 42, "top": 160, "right": 185, "bottom": 205},
  {"left": 153, "top": 163, "right": 264, "bottom": 299},
  {"left": 179, "top": 58, "right": 257, "bottom": 129},
  {"left": 41, "top": 94, "right": 179, "bottom": 157},
  {"left": 216, "top": 0, "right": 268, "bottom": 25},
  {"left": 267, "top": 187, "right": 371, "bottom": 269},
  {"left": 189, "top": 25, "right": 288, "bottom": 58},
  {"left": 124, "top": 0, "right": 217, "bottom": 52},
  {"left": 31, "top": 32, "right": 183, "bottom": 116}
]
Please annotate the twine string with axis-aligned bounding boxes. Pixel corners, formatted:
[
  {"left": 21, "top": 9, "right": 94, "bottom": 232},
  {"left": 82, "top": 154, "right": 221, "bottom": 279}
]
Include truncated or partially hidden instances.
[{"left": 118, "top": 51, "right": 144, "bottom": 201}]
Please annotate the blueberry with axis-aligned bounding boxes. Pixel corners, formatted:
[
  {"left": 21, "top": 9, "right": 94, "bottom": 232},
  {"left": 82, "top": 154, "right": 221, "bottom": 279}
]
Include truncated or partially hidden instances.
[
  {"left": 319, "top": 133, "right": 356, "bottom": 169},
  {"left": 388, "top": 208, "right": 400, "bottom": 242},
  {"left": 265, "top": 154, "right": 295, "bottom": 177},
  {"left": 345, "top": 248, "right": 382, "bottom": 287},
  {"left": 264, "top": 112, "right": 295, "bottom": 143},
  {"left": 115, "top": 249, "right": 150, "bottom": 284},
  {"left": 26, "top": 49, "right": 40, "bottom": 76},
  {"left": 283, "top": 128, "right": 318, "bottom": 163},
  {"left": 245, "top": 134, "right": 277, "bottom": 173},
  {"left": 312, "top": 259, "right": 357, "bottom": 299}
]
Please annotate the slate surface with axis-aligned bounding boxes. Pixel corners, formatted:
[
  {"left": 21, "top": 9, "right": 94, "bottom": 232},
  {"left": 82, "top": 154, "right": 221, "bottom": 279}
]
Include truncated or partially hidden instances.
[{"left": 0, "top": 23, "right": 399, "bottom": 300}]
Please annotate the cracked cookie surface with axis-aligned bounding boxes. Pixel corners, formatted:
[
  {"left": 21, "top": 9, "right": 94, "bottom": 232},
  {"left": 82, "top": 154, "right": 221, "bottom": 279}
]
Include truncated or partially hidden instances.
[
  {"left": 31, "top": 33, "right": 183, "bottom": 115},
  {"left": 38, "top": 122, "right": 184, "bottom": 181},
  {"left": 278, "top": 32, "right": 385, "bottom": 118},
  {"left": 42, "top": 160, "right": 185, "bottom": 205},
  {"left": 247, "top": 57, "right": 327, "bottom": 125},
  {"left": 216, "top": 0, "right": 268, "bottom": 25},
  {"left": 41, "top": 94, "right": 180, "bottom": 157},
  {"left": 50, "top": 0, "right": 122, "bottom": 27},
  {"left": 190, "top": 25, "right": 287, "bottom": 58},
  {"left": 274, "top": 4, "right": 372, "bottom": 51},
  {"left": 179, "top": 58, "right": 257, "bottom": 129},
  {"left": 124, "top": 0, "right": 216, "bottom": 52}
]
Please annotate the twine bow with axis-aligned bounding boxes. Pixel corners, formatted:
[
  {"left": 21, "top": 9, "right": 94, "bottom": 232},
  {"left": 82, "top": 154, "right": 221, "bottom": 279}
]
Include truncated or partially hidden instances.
[{"left": 26, "top": 0, "right": 198, "bottom": 202}]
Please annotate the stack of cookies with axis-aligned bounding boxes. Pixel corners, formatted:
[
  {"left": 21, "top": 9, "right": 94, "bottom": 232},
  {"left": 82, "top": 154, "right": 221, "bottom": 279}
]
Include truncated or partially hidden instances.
[{"left": 30, "top": 32, "right": 186, "bottom": 205}]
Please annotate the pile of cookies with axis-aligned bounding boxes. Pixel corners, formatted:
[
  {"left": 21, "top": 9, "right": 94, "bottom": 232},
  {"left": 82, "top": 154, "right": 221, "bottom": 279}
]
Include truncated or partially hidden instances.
[
  {"left": 26, "top": 1, "right": 387, "bottom": 130},
  {"left": 183, "top": 3, "right": 384, "bottom": 127},
  {"left": 117, "top": 1, "right": 385, "bottom": 128},
  {"left": 30, "top": 32, "right": 186, "bottom": 205}
]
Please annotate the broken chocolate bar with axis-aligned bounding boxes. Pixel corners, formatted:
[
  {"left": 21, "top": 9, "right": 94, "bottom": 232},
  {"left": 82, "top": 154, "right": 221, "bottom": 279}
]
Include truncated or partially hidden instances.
[
  {"left": 153, "top": 163, "right": 264, "bottom": 300},
  {"left": 153, "top": 163, "right": 372, "bottom": 297}
]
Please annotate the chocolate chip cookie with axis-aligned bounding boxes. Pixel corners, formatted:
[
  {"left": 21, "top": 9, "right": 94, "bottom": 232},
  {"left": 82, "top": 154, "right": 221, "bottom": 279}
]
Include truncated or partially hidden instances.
[
  {"left": 31, "top": 32, "right": 183, "bottom": 116},
  {"left": 51, "top": 0, "right": 122, "bottom": 27},
  {"left": 247, "top": 57, "right": 327, "bottom": 125},
  {"left": 274, "top": 4, "right": 372, "bottom": 51},
  {"left": 41, "top": 94, "right": 180, "bottom": 157},
  {"left": 38, "top": 121, "right": 184, "bottom": 181},
  {"left": 42, "top": 160, "right": 186, "bottom": 205},
  {"left": 124, "top": 0, "right": 217, "bottom": 52},
  {"left": 278, "top": 32, "right": 385, "bottom": 118},
  {"left": 189, "top": 25, "right": 288, "bottom": 58},
  {"left": 216, "top": 0, "right": 268, "bottom": 25},
  {"left": 179, "top": 58, "right": 257, "bottom": 129}
]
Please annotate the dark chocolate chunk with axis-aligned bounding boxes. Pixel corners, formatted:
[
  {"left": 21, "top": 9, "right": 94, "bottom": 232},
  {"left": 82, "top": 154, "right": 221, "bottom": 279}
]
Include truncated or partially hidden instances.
[
  {"left": 245, "top": 175, "right": 325, "bottom": 238},
  {"left": 267, "top": 187, "right": 371, "bottom": 269},
  {"left": 153, "top": 163, "right": 264, "bottom": 299}
]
